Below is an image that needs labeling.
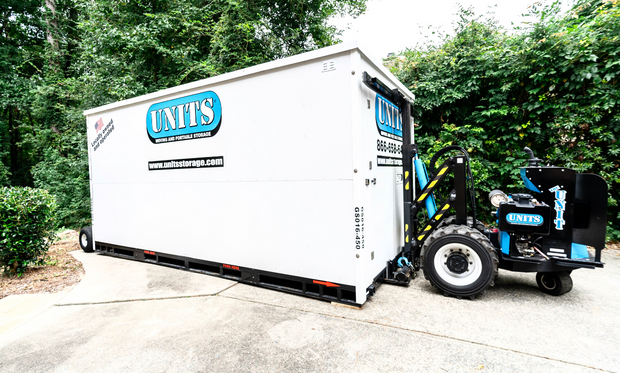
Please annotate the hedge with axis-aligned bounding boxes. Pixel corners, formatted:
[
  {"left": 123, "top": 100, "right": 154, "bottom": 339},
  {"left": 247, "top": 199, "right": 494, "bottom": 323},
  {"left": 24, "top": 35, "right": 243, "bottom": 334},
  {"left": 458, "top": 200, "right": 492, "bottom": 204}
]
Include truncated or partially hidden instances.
[{"left": 0, "top": 187, "right": 57, "bottom": 275}]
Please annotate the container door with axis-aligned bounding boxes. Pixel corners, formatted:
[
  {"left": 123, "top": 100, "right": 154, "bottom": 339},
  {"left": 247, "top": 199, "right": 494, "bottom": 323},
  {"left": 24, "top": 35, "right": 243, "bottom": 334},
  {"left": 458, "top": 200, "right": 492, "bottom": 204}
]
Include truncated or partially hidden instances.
[{"left": 360, "top": 84, "right": 404, "bottom": 284}]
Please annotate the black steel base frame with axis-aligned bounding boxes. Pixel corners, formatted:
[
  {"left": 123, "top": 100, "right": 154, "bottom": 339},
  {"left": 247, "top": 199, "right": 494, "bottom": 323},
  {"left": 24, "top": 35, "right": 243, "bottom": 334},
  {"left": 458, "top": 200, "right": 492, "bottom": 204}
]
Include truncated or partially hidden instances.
[
  {"left": 94, "top": 242, "right": 359, "bottom": 306},
  {"left": 497, "top": 251, "right": 604, "bottom": 272}
]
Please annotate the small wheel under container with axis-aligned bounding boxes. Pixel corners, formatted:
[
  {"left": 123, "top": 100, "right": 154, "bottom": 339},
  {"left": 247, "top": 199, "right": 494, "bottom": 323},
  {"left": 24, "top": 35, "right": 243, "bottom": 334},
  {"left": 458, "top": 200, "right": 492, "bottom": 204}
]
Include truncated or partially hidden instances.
[{"left": 79, "top": 226, "right": 94, "bottom": 253}]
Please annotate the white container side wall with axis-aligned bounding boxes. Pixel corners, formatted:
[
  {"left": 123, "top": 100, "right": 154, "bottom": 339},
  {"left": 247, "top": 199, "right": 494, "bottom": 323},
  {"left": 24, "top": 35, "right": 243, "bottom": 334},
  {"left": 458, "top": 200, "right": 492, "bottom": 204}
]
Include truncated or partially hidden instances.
[{"left": 84, "top": 44, "right": 413, "bottom": 304}]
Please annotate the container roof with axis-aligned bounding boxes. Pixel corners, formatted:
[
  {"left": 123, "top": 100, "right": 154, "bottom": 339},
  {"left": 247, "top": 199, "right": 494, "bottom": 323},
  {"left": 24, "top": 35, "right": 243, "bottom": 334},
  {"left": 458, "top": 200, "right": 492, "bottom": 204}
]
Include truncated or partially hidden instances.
[{"left": 83, "top": 41, "right": 414, "bottom": 116}]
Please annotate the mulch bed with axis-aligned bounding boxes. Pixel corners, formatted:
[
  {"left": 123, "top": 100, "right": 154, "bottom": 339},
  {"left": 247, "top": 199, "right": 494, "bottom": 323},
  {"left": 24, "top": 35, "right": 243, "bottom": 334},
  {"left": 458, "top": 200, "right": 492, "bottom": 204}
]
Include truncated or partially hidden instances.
[{"left": 0, "top": 230, "right": 85, "bottom": 300}]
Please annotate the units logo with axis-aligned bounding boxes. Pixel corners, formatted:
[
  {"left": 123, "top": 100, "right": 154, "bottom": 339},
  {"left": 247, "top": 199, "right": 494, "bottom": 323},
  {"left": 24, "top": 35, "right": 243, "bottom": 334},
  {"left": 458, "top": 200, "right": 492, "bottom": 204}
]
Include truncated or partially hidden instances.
[
  {"left": 375, "top": 94, "right": 402, "bottom": 141},
  {"left": 146, "top": 91, "right": 222, "bottom": 144},
  {"left": 549, "top": 185, "right": 567, "bottom": 230},
  {"left": 506, "top": 213, "right": 544, "bottom": 226}
]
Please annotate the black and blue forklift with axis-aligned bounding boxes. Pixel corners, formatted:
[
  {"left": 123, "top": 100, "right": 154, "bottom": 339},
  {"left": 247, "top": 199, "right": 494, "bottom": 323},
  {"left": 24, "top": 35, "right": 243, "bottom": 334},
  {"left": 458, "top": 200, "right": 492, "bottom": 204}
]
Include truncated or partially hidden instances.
[{"left": 363, "top": 72, "right": 608, "bottom": 299}]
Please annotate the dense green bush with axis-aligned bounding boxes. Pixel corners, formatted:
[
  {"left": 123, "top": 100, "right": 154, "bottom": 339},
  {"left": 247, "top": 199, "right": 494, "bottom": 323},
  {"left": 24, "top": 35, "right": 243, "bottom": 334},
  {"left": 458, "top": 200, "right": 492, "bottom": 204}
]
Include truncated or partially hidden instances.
[
  {"left": 389, "top": 0, "right": 620, "bottom": 240},
  {"left": 32, "top": 145, "right": 91, "bottom": 229},
  {"left": 0, "top": 187, "right": 57, "bottom": 275}
]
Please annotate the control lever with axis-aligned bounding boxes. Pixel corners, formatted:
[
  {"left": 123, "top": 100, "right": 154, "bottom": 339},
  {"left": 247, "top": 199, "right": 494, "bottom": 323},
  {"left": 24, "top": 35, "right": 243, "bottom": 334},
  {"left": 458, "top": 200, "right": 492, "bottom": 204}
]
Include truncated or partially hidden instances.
[{"left": 523, "top": 147, "right": 541, "bottom": 167}]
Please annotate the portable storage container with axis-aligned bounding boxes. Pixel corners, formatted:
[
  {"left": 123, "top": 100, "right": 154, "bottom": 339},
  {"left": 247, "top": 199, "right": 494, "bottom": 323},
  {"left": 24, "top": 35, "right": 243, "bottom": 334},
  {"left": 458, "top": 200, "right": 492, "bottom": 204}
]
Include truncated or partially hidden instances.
[{"left": 84, "top": 42, "right": 415, "bottom": 305}]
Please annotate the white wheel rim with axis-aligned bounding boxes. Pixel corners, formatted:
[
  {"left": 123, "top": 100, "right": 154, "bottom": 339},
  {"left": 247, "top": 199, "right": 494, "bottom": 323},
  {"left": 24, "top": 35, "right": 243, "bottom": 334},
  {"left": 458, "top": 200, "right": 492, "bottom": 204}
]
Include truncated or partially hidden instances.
[
  {"left": 433, "top": 243, "right": 482, "bottom": 286},
  {"left": 81, "top": 233, "right": 88, "bottom": 248},
  {"left": 540, "top": 275, "right": 556, "bottom": 290}
]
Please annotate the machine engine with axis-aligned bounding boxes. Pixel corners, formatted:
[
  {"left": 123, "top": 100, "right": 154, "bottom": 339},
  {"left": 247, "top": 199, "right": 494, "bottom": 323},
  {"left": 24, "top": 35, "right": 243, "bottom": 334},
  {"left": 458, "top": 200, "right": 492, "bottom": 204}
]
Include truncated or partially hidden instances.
[
  {"left": 496, "top": 193, "right": 551, "bottom": 257},
  {"left": 490, "top": 147, "right": 608, "bottom": 265}
]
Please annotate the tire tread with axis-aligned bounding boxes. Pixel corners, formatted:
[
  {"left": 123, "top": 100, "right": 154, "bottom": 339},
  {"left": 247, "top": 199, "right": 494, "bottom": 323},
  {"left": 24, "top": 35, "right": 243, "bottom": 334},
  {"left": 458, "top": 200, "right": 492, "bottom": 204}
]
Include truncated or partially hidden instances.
[{"left": 420, "top": 225, "right": 498, "bottom": 298}]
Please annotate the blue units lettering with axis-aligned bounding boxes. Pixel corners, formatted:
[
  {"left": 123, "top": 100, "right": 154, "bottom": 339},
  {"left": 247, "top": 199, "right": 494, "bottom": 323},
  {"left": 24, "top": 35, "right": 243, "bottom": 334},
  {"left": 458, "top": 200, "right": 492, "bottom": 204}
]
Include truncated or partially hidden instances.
[
  {"left": 506, "top": 213, "right": 544, "bottom": 226},
  {"left": 549, "top": 185, "right": 567, "bottom": 230},
  {"left": 146, "top": 91, "right": 222, "bottom": 144},
  {"left": 375, "top": 94, "right": 402, "bottom": 140}
]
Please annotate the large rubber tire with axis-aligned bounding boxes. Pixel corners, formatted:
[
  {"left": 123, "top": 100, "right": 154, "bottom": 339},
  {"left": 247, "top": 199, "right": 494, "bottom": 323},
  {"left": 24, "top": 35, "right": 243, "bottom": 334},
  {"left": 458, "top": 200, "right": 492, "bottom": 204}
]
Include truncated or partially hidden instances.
[
  {"left": 421, "top": 225, "right": 498, "bottom": 299},
  {"left": 79, "top": 226, "right": 94, "bottom": 253},
  {"left": 536, "top": 272, "right": 573, "bottom": 296},
  {"left": 439, "top": 215, "right": 486, "bottom": 232}
]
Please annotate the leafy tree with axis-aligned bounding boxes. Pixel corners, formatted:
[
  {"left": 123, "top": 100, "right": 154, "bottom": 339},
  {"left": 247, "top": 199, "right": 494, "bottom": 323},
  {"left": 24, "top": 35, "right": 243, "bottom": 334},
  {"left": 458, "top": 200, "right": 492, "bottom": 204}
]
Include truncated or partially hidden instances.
[
  {"left": 27, "top": 0, "right": 87, "bottom": 228},
  {"left": 75, "top": 0, "right": 367, "bottom": 106},
  {"left": 0, "top": 1, "right": 47, "bottom": 187},
  {"left": 389, "top": 0, "right": 620, "bottom": 239}
]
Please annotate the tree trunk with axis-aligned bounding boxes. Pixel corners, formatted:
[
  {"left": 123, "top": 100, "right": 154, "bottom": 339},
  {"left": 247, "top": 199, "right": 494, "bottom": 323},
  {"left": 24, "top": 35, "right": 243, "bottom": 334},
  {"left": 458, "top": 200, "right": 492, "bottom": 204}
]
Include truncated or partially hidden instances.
[
  {"left": 45, "top": 0, "right": 59, "bottom": 51},
  {"left": 8, "top": 106, "right": 18, "bottom": 184}
]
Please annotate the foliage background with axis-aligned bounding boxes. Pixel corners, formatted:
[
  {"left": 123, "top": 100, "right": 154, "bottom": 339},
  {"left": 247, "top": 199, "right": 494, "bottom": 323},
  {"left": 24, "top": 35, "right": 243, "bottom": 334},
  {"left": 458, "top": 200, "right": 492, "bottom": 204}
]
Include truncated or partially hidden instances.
[{"left": 388, "top": 0, "right": 620, "bottom": 240}]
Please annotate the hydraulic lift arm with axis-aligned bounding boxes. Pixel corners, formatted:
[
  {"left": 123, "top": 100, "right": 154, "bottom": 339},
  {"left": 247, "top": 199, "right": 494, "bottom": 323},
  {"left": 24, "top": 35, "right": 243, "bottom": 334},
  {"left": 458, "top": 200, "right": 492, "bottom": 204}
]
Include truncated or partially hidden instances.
[{"left": 409, "top": 156, "right": 468, "bottom": 248}]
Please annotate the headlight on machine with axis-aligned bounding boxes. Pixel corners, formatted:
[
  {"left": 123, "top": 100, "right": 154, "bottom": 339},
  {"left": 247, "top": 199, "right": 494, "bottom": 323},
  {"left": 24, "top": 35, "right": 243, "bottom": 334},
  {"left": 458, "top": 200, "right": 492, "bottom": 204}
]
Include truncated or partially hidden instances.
[{"left": 488, "top": 190, "right": 509, "bottom": 208}]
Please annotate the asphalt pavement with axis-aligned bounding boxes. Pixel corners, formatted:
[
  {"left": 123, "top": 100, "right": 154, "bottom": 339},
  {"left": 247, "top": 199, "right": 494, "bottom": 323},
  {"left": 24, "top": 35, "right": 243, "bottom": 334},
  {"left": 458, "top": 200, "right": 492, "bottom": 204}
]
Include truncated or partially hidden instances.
[{"left": 1, "top": 248, "right": 619, "bottom": 373}]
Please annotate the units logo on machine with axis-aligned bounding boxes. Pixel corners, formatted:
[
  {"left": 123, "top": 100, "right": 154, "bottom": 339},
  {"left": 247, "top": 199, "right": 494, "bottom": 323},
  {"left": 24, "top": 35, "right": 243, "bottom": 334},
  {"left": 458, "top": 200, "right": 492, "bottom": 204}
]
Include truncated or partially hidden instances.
[
  {"left": 375, "top": 94, "right": 402, "bottom": 141},
  {"left": 146, "top": 91, "right": 222, "bottom": 144},
  {"left": 549, "top": 185, "right": 567, "bottom": 230},
  {"left": 506, "top": 213, "right": 544, "bottom": 226}
]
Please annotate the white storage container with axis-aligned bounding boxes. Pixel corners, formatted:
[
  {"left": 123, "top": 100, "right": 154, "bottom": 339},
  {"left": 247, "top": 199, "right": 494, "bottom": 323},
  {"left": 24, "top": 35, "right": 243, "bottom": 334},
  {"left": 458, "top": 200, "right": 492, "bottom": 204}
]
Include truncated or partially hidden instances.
[{"left": 83, "top": 41, "right": 415, "bottom": 305}]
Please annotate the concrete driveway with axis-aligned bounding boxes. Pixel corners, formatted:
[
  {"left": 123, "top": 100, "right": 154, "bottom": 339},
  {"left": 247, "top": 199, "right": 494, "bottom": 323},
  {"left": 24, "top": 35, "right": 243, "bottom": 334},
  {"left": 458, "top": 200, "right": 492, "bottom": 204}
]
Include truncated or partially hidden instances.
[{"left": 1, "top": 249, "right": 619, "bottom": 373}]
